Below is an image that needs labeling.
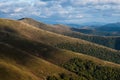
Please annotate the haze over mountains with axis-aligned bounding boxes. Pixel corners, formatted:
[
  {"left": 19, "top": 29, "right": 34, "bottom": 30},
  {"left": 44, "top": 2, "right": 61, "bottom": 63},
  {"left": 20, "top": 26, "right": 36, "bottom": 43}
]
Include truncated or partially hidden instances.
[{"left": 0, "top": 18, "right": 120, "bottom": 80}]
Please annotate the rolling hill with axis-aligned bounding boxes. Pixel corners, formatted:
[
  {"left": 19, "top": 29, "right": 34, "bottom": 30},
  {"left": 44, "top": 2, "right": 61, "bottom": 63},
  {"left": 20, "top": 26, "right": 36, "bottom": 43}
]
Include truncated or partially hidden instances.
[
  {"left": 19, "top": 18, "right": 120, "bottom": 50},
  {"left": 3, "top": 18, "right": 120, "bottom": 64},
  {"left": 0, "top": 18, "right": 120, "bottom": 80},
  {"left": 0, "top": 42, "right": 77, "bottom": 80},
  {"left": 18, "top": 18, "right": 120, "bottom": 62}
]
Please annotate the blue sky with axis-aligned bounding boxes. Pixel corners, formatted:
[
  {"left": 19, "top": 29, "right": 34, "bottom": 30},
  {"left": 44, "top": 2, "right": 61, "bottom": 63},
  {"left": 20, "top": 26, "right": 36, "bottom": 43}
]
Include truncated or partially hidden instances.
[{"left": 0, "top": 0, "right": 120, "bottom": 24}]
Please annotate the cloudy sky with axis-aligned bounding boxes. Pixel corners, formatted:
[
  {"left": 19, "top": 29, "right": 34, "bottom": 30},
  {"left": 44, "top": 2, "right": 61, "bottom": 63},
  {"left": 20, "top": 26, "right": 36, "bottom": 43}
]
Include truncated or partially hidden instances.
[{"left": 0, "top": 0, "right": 120, "bottom": 24}]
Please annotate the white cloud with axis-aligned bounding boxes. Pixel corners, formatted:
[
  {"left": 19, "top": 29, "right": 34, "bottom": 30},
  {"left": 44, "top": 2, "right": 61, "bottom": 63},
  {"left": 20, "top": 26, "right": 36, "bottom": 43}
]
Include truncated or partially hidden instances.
[
  {"left": 68, "top": 14, "right": 83, "bottom": 19},
  {"left": 14, "top": 8, "right": 23, "bottom": 13},
  {"left": 112, "top": 13, "right": 120, "bottom": 16},
  {"left": 70, "top": 0, "right": 120, "bottom": 5},
  {"left": 0, "top": 0, "right": 120, "bottom": 23}
]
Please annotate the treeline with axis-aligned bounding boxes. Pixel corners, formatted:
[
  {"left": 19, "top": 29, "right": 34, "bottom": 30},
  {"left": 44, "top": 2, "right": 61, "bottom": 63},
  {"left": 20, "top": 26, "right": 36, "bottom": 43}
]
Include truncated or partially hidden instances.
[
  {"left": 64, "top": 32, "right": 120, "bottom": 50},
  {"left": 63, "top": 58, "right": 120, "bottom": 80},
  {"left": 47, "top": 73, "right": 82, "bottom": 80},
  {"left": 71, "top": 28, "right": 120, "bottom": 36},
  {"left": 55, "top": 42, "right": 120, "bottom": 64}
]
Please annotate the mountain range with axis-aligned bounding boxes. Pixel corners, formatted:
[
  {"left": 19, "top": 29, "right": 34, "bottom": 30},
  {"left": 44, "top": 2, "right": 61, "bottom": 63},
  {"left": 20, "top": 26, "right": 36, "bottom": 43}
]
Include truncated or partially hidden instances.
[
  {"left": 0, "top": 18, "right": 120, "bottom": 80},
  {"left": 66, "top": 22, "right": 120, "bottom": 36}
]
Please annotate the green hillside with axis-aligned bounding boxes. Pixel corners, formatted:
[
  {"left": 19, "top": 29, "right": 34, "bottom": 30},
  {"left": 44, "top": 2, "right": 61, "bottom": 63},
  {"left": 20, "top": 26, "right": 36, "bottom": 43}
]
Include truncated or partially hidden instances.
[
  {"left": 64, "top": 32, "right": 120, "bottom": 50},
  {"left": 63, "top": 58, "right": 120, "bottom": 80}
]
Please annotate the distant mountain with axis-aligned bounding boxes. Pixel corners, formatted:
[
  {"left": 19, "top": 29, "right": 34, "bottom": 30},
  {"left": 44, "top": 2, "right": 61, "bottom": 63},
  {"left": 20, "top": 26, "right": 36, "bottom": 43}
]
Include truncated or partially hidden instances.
[
  {"left": 65, "top": 24, "right": 83, "bottom": 28},
  {"left": 71, "top": 28, "right": 95, "bottom": 34},
  {"left": 96, "top": 22, "right": 120, "bottom": 32},
  {"left": 65, "top": 22, "right": 106, "bottom": 28},
  {"left": 65, "top": 22, "right": 107, "bottom": 28},
  {"left": 66, "top": 22, "right": 120, "bottom": 36},
  {"left": 82, "top": 22, "right": 107, "bottom": 26}
]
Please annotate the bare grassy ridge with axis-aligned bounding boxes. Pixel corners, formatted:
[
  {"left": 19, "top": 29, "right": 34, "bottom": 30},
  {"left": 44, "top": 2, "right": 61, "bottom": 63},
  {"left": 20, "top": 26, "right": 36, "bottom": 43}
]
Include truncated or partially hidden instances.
[
  {"left": 0, "top": 29, "right": 119, "bottom": 68},
  {"left": 0, "top": 42, "right": 77, "bottom": 80},
  {"left": 0, "top": 19, "right": 120, "bottom": 63},
  {"left": 1, "top": 18, "right": 119, "bottom": 64},
  {"left": 19, "top": 18, "right": 120, "bottom": 52},
  {"left": 0, "top": 60, "right": 40, "bottom": 80},
  {"left": 20, "top": 18, "right": 120, "bottom": 50},
  {"left": 0, "top": 18, "right": 120, "bottom": 80},
  {"left": 19, "top": 18, "right": 71, "bottom": 34}
]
